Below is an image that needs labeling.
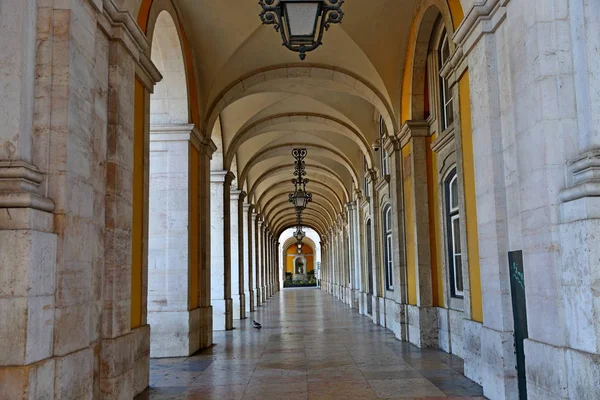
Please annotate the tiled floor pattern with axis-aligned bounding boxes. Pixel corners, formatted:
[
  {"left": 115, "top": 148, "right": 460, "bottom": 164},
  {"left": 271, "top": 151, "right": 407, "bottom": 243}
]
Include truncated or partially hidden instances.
[{"left": 136, "top": 288, "right": 485, "bottom": 399}]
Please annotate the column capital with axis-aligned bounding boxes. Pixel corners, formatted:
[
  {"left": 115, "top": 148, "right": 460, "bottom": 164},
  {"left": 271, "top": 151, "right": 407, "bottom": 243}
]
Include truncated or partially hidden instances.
[
  {"left": 98, "top": 0, "right": 162, "bottom": 89},
  {"left": 383, "top": 134, "right": 401, "bottom": 153},
  {"left": 150, "top": 124, "right": 203, "bottom": 147},
  {"left": 231, "top": 189, "right": 246, "bottom": 202},
  {"left": 199, "top": 137, "right": 218, "bottom": 157},
  {"left": 398, "top": 120, "right": 430, "bottom": 148},
  {"left": 210, "top": 170, "right": 235, "bottom": 184}
]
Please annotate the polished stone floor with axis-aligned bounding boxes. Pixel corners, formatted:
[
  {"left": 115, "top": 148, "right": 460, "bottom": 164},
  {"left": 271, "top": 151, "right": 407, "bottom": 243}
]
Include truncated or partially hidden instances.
[{"left": 136, "top": 288, "right": 485, "bottom": 399}]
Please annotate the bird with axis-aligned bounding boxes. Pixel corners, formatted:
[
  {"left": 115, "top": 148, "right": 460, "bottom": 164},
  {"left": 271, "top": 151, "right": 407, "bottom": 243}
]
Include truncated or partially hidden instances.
[{"left": 253, "top": 320, "right": 262, "bottom": 329}]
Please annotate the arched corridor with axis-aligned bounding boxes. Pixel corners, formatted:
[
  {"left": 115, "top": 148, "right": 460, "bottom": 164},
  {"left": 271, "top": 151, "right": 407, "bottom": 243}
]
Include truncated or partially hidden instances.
[
  {"left": 137, "top": 289, "right": 484, "bottom": 399},
  {"left": 1, "top": 0, "right": 600, "bottom": 399}
]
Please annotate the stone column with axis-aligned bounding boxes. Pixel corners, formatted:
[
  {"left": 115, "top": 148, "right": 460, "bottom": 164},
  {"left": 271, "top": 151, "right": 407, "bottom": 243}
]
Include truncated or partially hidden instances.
[
  {"left": 366, "top": 171, "right": 383, "bottom": 324},
  {"left": 337, "top": 222, "right": 344, "bottom": 302},
  {"left": 240, "top": 197, "right": 250, "bottom": 318},
  {"left": 260, "top": 223, "right": 267, "bottom": 303},
  {"left": 384, "top": 135, "right": 408, "bottom": 341},
  {"left": 256, "top": 216, "right": 263, "bottom": 307},
  {"left": 347, "top": 202, "right": 357, "bottom": 308},
  {"left": 276, "top": 240, "right": 281, "bottom": 292},
  {"left": 147, "top": 125, "right": 202, "bottom": 357},
  {"left": 210, "top": 171, "right": 234, "bottom": 331},
  {"left": 398, "top": 122, "right": 436, "bottom": 346},
  {"left": 265, "top": 229, "right": 271, "bottom": 298},
  {"left": 556, "top": 5, "right": 600, "bottom": 398},
  {"left": 248, "top": 207, "right": 256, "bottom": 312},
  {"left": 343, "top": 215, "right": 352, "bottom": 306},
  {"left": 230, "top": 190, "right": 244, "bottom": 320},
  {"left": 330, "top": 230, "right": 336, "bottom": 295},
  {"left": 0, "top": 2, "right": 58, "bottom": 398},
  {"left": 198, "top": 138, "right": 217, "bottom": 348}
]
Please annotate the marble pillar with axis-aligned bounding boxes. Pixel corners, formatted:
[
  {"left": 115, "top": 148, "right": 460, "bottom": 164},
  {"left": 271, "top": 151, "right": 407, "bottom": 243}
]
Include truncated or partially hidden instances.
[
  {"left": 210, "top": 171, "right": 234, "bottom": 331},
  {"left": 230, "top": 190, "right": 244, "bottom": 320},
  {"left": 255, "top": 216, "right": 263, "bottom": 307},
  {"left": 247, "top": 207, "right": 256, "bottom": 312},
  {"left": 147, "top": 125, "right": 202, "bottom": 357}
]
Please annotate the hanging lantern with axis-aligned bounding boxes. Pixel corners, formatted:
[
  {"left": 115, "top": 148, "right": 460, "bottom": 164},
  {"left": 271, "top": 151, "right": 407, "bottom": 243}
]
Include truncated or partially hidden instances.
[
  {"left": 259, "top": 0, "right": 345, "bottom": 60},
  {"left": 289, "top": 148, "right": 312, "bottom": 212}
]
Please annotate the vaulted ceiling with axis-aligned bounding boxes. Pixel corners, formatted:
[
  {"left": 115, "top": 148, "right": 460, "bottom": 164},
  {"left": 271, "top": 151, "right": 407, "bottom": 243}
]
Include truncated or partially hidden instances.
[{"left": 130, "top": 0, "right": 466, "bottom": 237}]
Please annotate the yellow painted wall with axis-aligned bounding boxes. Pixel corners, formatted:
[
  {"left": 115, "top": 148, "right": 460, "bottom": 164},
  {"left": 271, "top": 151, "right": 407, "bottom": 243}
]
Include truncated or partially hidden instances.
[
  {"left": 459, "top": 71, "right": 483, "bottom": 323},
  {"left": 426, "top": 134, "right": 445, "bottom": 308},
  {"left": 447, "top": 0, "right": 465, "bottom": 30},
  {"left": 402, "top": 143, "right": 417, "bottom": 305},
  {"left": 188, "top": 145, "right": 199, "bottom": 310},
  {"left": 131, "top": 78, "right": 145, "bottom": 329},
  {"left": 401, "top": 0, "right": 465, "bottom": 124},
  {"left": 285, "top": 244, "right": 314, "bottom": 274}
]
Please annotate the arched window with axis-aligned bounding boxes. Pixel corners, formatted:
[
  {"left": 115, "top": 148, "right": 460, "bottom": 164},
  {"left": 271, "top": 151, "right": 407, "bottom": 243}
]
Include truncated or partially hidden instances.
[
  {"left": 382, "top": 205, "right": 393, "bottom": 290},
  {"left": 438, "top": 30, "right": 454, "bottom": 131},
  {"left": 445, "top": 169, "right": 463, "bottom": 297},
  {"left": 379, "top": 116, "right": 390, "bottom": 176}
]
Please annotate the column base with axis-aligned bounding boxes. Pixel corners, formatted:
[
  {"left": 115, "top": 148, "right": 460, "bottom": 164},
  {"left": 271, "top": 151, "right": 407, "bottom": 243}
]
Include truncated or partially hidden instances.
[
  {"left": 352, "top": 289, "right": 360, "bottom": 309},
  {"left": 406, "top": 305, "right": 438, "bottom": 348},
  {"left": 100, "top": 333, "right": 134, "bottom": 399},
  {"left": 211, "top": 299, "right": 233, "bottom": 331},
  {"left": 239, "top": 293, "right": 247, "bottom": 319},
  {"left": 199, "top": 306, "right": 213, "bottom": 348},
  {"left": 148, "top": 309, "right": 201, "bottom": 357},
  {"left": 378, "top": 296, "right": 386, "bottom": 326},
  {"left": 462, "top": 319, "right": 483, "bottom": 386},
  {"left": 248, "top": 290, "right": 255, "bottom": 312},
  {"left": 478, "top": 325, "right": 518, "bottom": 400},
  {"left": 524, "top": 339, "right": 600, "bottom": 400},
  {"left": 255, "top": 288, "right": 262, "bottom": 307},
  {"left": 383, "top": 298, "right": 403, "bottom": 340},
  {"left": 371, "top": 295, "right": 380, "bottom": 325},
  {"left": 131, "top": 325, "right": 150, "bottom": 397},
  {"left": 358, "top": 292, "right": 368, "bottom": 315},
  {"left": 0, "top": 358, "right": 55, "bottom": 400},
  {"left": 232, "top": 294, "right": 241, "bottom": 321},
  {"left": 261, "top": 286, "right": 266, "bottom": 303}
]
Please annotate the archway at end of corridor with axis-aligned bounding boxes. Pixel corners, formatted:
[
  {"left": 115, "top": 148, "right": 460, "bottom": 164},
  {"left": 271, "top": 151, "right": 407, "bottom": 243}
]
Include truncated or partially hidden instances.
[{"left": 278, "top": 228, "right": 322, "bottom": 289}]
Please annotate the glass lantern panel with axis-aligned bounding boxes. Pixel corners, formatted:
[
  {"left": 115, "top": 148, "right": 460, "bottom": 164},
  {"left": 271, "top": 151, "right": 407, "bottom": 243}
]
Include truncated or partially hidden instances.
[{"left": 284, "top": 2, "right": 320, "bottom": 37}]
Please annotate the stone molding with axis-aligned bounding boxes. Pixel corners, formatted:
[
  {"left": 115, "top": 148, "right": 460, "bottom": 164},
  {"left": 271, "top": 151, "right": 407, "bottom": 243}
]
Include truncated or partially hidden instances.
[
  {"left": 398, "top": 121, "right": 430, "bottom": 148},
  {"left": 150, "top": 124, "right": 203, "bottom": 147},
  {"left": 210, "top": 170, "right": 235, "bottom": 184},
  {"left": 430, "top": 128, "right": 456, "bottom": 153},
  {"left": 441, "top": 0, "right": 508, "bottom": 84},
  {"left": 560, "top": 150, "right": 600, "bottom": 203},
  {"left": 0, "top": 161, "right": 55, "bottom": 212},
  {"left": 374, "top": 175, "right": 390, "bottom": 192},
  {"left": 231, "top": 189, "right": 245, "bottom": 201},
  {"left": 383, "top": 135, "right": 401, "bottom": 153},
  {"left": 199, "top": 136, "right": 218, "bottom": 157},
  {"left": 97, "top": 0, "right": 162, "bottom": 90}
]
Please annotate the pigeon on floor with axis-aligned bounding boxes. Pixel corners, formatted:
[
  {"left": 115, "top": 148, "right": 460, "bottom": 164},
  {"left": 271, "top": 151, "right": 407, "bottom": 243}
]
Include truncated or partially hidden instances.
[{"left": 253, "top": 320, "right": 262, "bottom": 329}]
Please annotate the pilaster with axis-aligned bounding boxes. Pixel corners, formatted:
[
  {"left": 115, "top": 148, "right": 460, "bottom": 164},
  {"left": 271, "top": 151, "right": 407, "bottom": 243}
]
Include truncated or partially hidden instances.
[
  {"left": 384, "top": 135, "right": 408, "bottom": 341},
  {"left": 398, "top": 121, "right": 437, "bottom": 347}
]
